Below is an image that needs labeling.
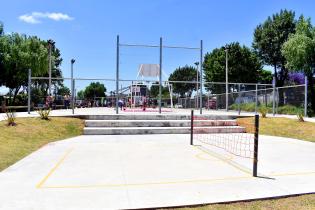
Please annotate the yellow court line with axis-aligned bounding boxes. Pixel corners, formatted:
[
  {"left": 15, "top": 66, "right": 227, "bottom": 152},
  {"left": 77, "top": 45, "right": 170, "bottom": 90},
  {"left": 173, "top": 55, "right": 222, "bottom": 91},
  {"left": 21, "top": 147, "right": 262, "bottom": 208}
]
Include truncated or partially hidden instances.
[
  {"left": 40, "top": 170, "right": 315, "bottom": 189},
  {"left": 193, "top": 146, "right": 252, "bottom": 175},
  {"left": 36, "top": 148, "right": 74, "bottom": 188},
  {"left": 40, "top": 175, "right": 252, "bottom": 189}
]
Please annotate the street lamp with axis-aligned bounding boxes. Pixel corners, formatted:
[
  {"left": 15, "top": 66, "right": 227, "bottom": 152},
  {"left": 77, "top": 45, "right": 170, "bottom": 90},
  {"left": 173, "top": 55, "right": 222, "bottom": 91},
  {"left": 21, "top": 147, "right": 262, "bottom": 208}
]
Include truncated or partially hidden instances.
[
  {"left": 223, "top": 45, "right": 229, "bottom": 112},
  {"left": 47, "top": 39, "right": 55, "bottom": 96},
  {"left": 194, "top": 62, "right": 199, "bottom": 109},
  {"left": 71, "top": 59, "right": 75, "bottom": 114}
]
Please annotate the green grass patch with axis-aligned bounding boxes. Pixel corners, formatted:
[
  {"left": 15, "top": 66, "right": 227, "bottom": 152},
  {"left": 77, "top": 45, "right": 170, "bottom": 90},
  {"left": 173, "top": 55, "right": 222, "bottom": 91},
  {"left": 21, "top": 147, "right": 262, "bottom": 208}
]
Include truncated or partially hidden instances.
[
  {"left": 0, "top": 117, "right": 84, "bottom": 171},
  {"left": 237, "top": 117, "right": 315, "bottom": 142},
  {"left": 165, "top": 194, "right": 315, "bottom": 210}
]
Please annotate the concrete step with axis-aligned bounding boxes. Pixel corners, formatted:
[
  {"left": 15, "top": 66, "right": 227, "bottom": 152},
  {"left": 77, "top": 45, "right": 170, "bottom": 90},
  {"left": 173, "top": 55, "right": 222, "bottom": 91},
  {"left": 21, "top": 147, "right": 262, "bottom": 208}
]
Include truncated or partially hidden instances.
[
  {"left": 85, "top": 120, "right": 238, "bottom": 127},
  {"left": 83, "top": 126, "right": 245, "bottom": 135},
  {"left": 82, "top": 114, "right": 237, "bottom": 121}
]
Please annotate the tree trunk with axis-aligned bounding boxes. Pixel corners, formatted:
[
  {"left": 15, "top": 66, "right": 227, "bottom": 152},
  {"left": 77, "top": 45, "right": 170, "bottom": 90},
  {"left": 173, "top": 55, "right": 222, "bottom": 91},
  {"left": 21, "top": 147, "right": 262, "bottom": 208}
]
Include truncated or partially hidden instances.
[
  {"left": 274, "top": 65, "right": 277, "bottom": 85},
  {"left": 12, "top": 86, "right": 21, "bottom": 106}
]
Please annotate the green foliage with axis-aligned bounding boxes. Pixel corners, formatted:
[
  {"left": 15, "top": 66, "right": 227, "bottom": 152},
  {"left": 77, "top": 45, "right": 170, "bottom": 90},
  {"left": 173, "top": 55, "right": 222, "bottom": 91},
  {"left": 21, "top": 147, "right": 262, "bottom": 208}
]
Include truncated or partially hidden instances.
[
  {"left": 258, "top": 69, "right": 273, "bottom": 84},
  {"left": 5, "top": 110, "right": 16, "bottom": 126},
  {"left": 77, "top": 90, "right": 85, "bottom": 100},
  {"left": 229, "top": 102, "right": 257, "bottom": 112},
  {"left": 149, "top": 82, "right": 169, "bottom": 98},
  {"left": 168, "top": 65, "right": 199, "bottom": 97},
  {"left": 203, "top": 42, "right": 262, "bottom": 93},
  {"left": 37, "top": 108, "right": 51, "bottom": 120},
  {"left": 83, "top": 82, "right": 106, "bottom": 99},
  {"left": 0, "top": 22, "right": 3, "bottom": 36},
  {"left": 253, "top": 9, "right": 296, "bottom": 86},
  {"left": 297, "top": 110, "right": 305, "bottom": 122},
  {"left": 277, "top": 105, "right": 304, "bottom": 115},
  {"left": 57, "top": 86, "right": 71, "bottom": 96},
  {"left": 259, "top": 106, "right": 268, "bottom": 118},
  {"left": 0, "top": 24, "right": 63, "bottom": 105},
  {"left": 282, "top": 15, "right": 315, "bottom": 113}
]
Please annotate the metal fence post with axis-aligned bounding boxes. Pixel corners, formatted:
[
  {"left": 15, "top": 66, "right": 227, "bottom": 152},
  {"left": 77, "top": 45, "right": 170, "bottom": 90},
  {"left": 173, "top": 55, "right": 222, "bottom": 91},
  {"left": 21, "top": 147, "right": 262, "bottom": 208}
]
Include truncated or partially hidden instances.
[
  {"left": 199, "top": 40, "right": 203, "bottom": 115},
  {"left": 159, "top": 37, "right": 163, "bottom": 114},
  {"left": 116, "top": 35, "right": 120, "bottom": 114},
  {"left": 190, "top": 110, "right": 194, "bottom": 145},
  {"left": 238, "top": 84, "right": 241, "bottom": 115},
  {"left": 28, "top": 69, "right": 31, "bottom": 114},
  {"left": 272, "top": 77, "right": 276, "bottom": 116},
  {"left": 255, "top": 84, "right": 258, "bottom": 114},
  {"left": 253, "top": 114, "right": 259, "bottom": 177},
  {"left": 305, "top": 76, "right": 308, "bottom": 117}
]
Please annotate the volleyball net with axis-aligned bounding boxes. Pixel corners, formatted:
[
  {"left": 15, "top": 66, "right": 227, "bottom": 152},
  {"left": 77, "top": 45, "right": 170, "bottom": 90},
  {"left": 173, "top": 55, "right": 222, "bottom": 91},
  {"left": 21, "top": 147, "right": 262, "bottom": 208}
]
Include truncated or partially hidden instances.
[{"left": 190, "top": 111, "right": 259, "bottom": 176}]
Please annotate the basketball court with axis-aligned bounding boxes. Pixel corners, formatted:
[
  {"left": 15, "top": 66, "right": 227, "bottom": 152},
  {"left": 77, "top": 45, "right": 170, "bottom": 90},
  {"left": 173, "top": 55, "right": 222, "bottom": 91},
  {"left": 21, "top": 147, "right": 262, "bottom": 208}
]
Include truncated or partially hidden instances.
[{"left": 0, "top": 134, "right": 314, "bottom": 209}]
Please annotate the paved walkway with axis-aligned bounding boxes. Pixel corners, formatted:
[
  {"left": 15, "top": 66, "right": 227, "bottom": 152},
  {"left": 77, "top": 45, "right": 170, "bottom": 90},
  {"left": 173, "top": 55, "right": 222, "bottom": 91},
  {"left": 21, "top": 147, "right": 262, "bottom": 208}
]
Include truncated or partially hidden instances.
[
  {"left": 0, "top": 134, "right": 314, "bottom": 209},
  {"left": 1, "top": 107, "right": 315, "bottom": 123}
]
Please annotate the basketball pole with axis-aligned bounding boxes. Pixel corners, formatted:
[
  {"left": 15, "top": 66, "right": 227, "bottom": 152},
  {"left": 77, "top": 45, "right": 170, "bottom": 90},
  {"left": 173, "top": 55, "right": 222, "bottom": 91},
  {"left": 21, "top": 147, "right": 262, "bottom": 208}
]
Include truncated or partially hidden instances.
[
  {"left": 116, "top": 35, "right": 120, "bottom": 114},
  {"left": 199, "top": 40, "right": 203, "bottom": 115},
  {"left": 159, "top": 37, "right": 162, "bottom": 114}
]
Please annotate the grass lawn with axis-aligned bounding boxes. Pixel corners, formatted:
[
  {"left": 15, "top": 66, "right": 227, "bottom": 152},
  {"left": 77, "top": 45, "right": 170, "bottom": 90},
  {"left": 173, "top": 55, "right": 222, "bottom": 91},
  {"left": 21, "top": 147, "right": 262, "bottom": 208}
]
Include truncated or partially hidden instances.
[
  {"left": 166, "top": 194, "right": 315, "bottom": 210},
  {"left": 0, "top": 117, "right": 84, "bottom": 171},
  {"left": 237, "top": 117, "right": 315, "bottom": 143}
]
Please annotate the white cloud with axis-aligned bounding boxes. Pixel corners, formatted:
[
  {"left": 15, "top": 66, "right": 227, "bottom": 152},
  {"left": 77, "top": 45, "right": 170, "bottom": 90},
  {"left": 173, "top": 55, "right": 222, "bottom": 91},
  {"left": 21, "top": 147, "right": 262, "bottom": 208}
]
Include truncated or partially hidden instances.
[{"left": 19, "top": 12, "right": 73, "bottom": 24}]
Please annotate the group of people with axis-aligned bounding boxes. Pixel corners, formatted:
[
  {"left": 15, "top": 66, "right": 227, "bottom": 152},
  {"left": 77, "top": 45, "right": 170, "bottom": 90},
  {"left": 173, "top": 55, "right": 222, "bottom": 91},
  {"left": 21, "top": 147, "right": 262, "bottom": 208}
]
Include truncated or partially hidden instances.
[
  {"left": 118, "top": 97, "right": 148, "bottom": 111},
  {"left": 44, "top": 94, "right": 71, "bottom": 109}
]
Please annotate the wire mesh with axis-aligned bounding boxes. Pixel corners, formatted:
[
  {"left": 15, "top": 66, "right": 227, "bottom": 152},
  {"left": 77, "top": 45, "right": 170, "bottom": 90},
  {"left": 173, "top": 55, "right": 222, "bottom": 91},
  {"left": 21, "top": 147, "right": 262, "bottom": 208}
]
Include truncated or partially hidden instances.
[{"left": 193, "top": 115, "right": 256, "bottom": 159}]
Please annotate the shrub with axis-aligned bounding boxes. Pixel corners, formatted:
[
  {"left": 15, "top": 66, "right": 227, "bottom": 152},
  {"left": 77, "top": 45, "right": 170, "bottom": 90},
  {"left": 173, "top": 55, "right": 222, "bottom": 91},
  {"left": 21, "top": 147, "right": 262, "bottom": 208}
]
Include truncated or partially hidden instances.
[
  {"left": 277, "top": 105, "right": 303, "bottom": 115},
  {"left": 259, "top": 106, "right": 268, "bottom": 118},
  {"left": 37, "top": 108, "right": 51, "bottom": 120},
  {"left": 297, "top": 110, "right": 304, "bottom": 122},
  {"left": 5, "top": 110, "right": 16, "bottom": 126}
]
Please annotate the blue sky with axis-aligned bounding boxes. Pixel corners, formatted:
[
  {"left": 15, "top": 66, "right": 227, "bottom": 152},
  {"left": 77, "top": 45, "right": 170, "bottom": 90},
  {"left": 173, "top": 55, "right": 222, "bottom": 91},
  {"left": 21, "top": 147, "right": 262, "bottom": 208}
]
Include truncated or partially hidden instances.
[{"left": 1, "top": 0, "right": 315, "bottom": 92}]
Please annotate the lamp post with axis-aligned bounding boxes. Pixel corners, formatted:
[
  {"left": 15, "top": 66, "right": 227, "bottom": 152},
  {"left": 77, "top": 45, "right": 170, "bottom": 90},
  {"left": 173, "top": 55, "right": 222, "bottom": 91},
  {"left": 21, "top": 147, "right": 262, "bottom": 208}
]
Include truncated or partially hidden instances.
[
  {"left": 224, "top": 45, "right": 229, "bottom": 112},
  {"left": 194, "top": 62, "right": 199, "bottom": 109},
  {"left": 71, "top": 59, "right": 75, "bottom": 114},
  {"left": 47, "top": 39, "right": 55, "bottom": 96}
]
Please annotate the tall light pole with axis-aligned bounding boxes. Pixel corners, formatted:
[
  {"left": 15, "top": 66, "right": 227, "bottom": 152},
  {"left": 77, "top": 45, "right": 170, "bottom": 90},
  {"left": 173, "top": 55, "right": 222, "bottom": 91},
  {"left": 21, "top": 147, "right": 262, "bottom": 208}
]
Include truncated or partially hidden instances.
[
  {"left": 194, "top": 62, "right": 199, "bottom": 109},
  {"left": 224, "top": 45, "right": 229, "bottom": 112},
  {"left": 47, "top": 39, "right": 55, "bottom": 96},
  {"left": 71, "top": 59, "right": 75, "bottom": 114}
]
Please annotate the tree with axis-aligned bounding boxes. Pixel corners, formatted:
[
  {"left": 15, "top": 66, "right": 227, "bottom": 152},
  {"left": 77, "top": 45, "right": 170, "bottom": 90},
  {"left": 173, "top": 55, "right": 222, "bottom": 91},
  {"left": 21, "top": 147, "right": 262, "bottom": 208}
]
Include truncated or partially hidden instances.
[
  {"left": 0, "top": 33, "right": 48, "bottom": 104},
  {"left": 84, "top": 82, "right": 106, "bottom": 99},
  {"left": 0, "top": 22, "right": 4, "bottom": 87},
  {"left": 57, "top": 86, "right": 71, "bottom": 96},
  {"left": 0, "top": 28, "right": 64, "bottom": 105},
  {"left": 203, "top": 42, "right": 262, "bottom": 93},
  {"left": 32, "top": 41, "right": 64, "bottom": 96},
  {"left": 253, "top": 9, "right": 296, "bottom": 87},
  {"left": 0, "top": 22, "right": 3, "bottom": 36},
  {"left": 282, "top": 15, "right": 315, "bottom": 114},
  {"left": 257, "top": 69, "right": 273, "bottom": 84},
  {"left": 77, "top": 90, "right": 85, "bottom": 100},
  {"left": 168, "top": 65, "right": 199, "bottom": 97},
  {"left": 149, "top": 82, "right": 169, "bottom": 98}
]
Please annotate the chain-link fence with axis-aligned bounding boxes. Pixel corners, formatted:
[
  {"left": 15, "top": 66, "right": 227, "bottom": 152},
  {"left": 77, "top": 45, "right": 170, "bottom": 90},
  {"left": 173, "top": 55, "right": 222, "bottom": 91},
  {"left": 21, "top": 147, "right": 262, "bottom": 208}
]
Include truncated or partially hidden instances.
[{"left": 204, "top": 84, "right": 306, "bottom": 115}]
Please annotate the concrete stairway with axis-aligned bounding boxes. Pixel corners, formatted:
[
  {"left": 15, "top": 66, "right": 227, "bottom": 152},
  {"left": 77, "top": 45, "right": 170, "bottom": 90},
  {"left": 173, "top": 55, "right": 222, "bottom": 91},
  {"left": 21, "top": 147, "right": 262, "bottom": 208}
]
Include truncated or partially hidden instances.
[{"left": 83, "top": 114, "right": 245, "bottom": 135}]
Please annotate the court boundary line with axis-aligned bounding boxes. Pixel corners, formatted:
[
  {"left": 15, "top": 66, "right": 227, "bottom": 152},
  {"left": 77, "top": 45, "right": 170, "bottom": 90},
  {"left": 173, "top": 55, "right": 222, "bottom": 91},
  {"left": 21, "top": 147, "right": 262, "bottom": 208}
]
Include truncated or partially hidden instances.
[
  {"left": 36, "top": 148, "right": 74, "bottom": 188},
  {"left": 36, "top": 145, "right": 315, "bottom": 189}
]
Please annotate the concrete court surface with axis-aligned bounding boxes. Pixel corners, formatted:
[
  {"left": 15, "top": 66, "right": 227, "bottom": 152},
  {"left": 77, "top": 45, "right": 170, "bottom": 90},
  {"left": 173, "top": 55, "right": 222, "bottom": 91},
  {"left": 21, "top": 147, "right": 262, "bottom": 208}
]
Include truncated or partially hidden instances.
[{"left": 0, "top": 134, "right": 314, "bottom": 210}]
